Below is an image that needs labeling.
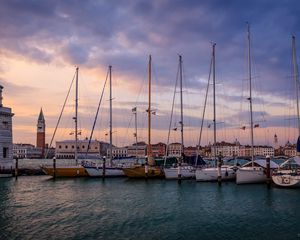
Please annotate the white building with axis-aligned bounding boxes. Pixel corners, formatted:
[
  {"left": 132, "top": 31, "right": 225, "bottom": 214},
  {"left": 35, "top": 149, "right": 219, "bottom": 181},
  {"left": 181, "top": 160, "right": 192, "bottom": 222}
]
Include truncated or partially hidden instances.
[
  {"left": 0, "top": 85, "right": 14, "bottom": 175},
  {"left": 107, "top": 146, "right": 128, "bottom": 158},
  {"left": 127, "top": 144, "right": 147, "bottom": 158},
  {"left": 167, "top": 143, "right": 182, "bottom": 157},
  {"left": 238, "top": 145, "right": 274, "bottom": 157},
  {"left": 55, "top": 139, "right": 101, "bottom": 159},
  {"left": 211, "top": 141, "right": 240, "bottom": 157},
  {"left": 13, "top": 144, "right": 43, "bottom": 159}
]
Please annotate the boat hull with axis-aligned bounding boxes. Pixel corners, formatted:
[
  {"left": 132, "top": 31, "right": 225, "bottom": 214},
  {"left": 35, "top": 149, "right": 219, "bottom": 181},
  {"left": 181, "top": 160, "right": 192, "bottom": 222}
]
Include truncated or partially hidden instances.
[
  {"left": 164, "top": 166, "right": 195, "bottom": 179},
  {"left": 85, "top": 166, "right": 124, "bottom": 177},
  {"left": 0, "top": 173, "right": 13, "bottom": 178},
  {"left": 236, "top": 167, "right": 265, "bottom": 184},
  {"left": 41, "top": 165, "right": 88, "bottom": 177},
  {"left": 195, "top": 167, "right": 236, "bottom": 181},
  {"left": 123, "top": 165, "right": 164, "bottom": 178},
  {"left": 272, "top": 174, "right": 300, "bottom": 187}
]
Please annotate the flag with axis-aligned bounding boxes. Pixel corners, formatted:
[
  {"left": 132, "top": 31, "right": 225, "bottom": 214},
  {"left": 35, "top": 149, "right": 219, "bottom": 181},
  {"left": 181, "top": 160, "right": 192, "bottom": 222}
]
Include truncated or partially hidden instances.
[
  {"left": 133, "top": 133, "right": 137, "bottom": 137},
  {"left": 297, "top": 136, "right": 300, "bottom": 152},
  {"left": 173, "top": 127, "right": 177, "bottom": 131},
  {"left": 207, "top": 124, "right": 211, "bottom": 128},
  {"left": 105, "top": 133, "right": 108, "bottom": 136},
  {"left": 241, "top": 126, "right": 246, "bottom": 130},
  {"left": 254, "top": 124, "right": 259, "bottom": 128},
  {"left": 132, "top": 107, "right": 137, "bottom": 112}
]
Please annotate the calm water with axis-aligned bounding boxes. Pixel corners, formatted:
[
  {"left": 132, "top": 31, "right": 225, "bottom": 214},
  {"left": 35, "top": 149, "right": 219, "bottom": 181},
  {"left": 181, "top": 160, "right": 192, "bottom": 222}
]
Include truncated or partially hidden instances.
[{"left": 0, "top": 177, "right": 300, "bottom": 240}]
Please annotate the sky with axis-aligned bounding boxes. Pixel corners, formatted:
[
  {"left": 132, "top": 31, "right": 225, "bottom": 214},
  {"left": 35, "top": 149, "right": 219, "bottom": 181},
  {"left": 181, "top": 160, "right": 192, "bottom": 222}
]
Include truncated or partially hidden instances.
[{"left": 1, "top": 0, "right": 300, "bottom": 147}]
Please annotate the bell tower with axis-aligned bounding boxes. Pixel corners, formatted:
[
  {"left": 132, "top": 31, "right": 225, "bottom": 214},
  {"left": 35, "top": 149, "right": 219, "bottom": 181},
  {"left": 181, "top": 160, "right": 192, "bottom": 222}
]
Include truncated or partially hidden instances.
[{"left": 37, "top": 108, "right": 46, "bottom": 156}]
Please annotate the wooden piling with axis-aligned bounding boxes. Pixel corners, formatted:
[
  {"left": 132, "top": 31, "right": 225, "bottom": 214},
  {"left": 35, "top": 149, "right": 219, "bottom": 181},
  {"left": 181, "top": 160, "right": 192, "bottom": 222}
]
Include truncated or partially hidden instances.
[
  {"left": 102, "top": 157, "right": 106, "bottom": 179},
  {"left": 53, "top": 157, "right": 56, "bottom": 179},
  {"left": 15, "top": 158, "right": 18, "bottom": 180},
  {"left": 266, "top": 155, "right": 271, "bottom": 189},
  {"left": 217, "top": 154, "right": 222, "bottom": 186}
]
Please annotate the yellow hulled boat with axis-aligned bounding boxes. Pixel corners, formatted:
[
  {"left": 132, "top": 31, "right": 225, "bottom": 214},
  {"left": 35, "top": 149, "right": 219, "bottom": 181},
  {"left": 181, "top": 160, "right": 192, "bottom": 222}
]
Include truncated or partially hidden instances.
[
  {"left": 41, "top": 165, "right": 88, "bottom": 177},
  {"left": 122, "top": 165, "right": 164, "bottom": 178}
]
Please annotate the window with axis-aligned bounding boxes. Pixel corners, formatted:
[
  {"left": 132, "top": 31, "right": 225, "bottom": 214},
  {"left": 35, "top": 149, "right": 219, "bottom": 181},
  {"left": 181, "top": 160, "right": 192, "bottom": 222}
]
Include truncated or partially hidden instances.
[
  {"left": 3, "top": 147, "right": 8, "bottom": 158},
  {"left": 59, "top": 145, "right": 62, "bottom": 149},
  {"left": 2, "top": 121, "right": 8, "bottom": 129},
  {"left": 82, "top": 146, "right": 85, "bottom": 149},
  {"left": 72, "top": 145, "right": 74, "bottom": 149}
]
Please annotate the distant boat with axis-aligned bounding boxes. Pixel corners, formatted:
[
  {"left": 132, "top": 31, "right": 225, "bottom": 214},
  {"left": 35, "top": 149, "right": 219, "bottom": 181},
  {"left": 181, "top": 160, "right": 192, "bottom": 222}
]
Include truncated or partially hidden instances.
[
  {"left": 83, "top": 66, "right": 124, "bottom": 177},
  {"left": 122, "top": 55, "right": 164, "bottom": 178},
  {"left": 272, "top": 36, "right": 300, "bottom": 187},
  {"left": 236, "top": 24, "right": 265, "bottom": 184},
  {"left": 41, "top": 67, "right": 88, "bottom": 177}
]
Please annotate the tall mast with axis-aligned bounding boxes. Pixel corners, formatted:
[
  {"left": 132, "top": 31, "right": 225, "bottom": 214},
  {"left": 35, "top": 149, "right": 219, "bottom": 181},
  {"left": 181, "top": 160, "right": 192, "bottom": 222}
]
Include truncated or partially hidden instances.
[
  {"left": 75, "top": 67, "right": 79, "bottom": 165},
  {"left": 179, "top": 55, "right": 184, "bottom": 156},
  {"left": 134, "top": 107, "right": 138, "bottom": 158},
  {"left": 109, "top": 65, "right": 113, "bottom": 166},
  {"left": 178, "top": 55, "right": 184, "bottom": 182},
  {"left": 292, "top": 36, "right": 300, "bottom": 136},
  {"left": 147, "top": 55, "right": 153, "bottom": 166},
  {"left": 247, "top": 23, "right": 254, "bottom": 166},
  {"left": 212, "top": 44, "right": 217, "bottom": 160}
]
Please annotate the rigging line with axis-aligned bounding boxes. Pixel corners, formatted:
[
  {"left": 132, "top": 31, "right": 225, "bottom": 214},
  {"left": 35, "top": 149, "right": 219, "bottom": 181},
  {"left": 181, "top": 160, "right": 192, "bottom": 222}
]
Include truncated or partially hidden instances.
[
  {"left": 45, "top": 70, "right": 76, "bottom": 158},
  {"left": 164, "top": 59, "right": 180, "bottom": 167},
  {"left": 195, "top": 54, "right": 213, "bottom": 166},
  {"left": 85, "top": 68, "right": 110, "bottom": 157}
]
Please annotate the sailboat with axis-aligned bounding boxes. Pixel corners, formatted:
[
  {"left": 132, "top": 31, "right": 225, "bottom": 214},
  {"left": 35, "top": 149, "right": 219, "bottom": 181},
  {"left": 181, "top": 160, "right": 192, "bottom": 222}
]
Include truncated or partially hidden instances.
[
  {"left": 195, "top": 44, "right": 236, "bottom": 182},
  {"left": 164, "top": 55, "right": 196, "bottom": 180},
  {"left": 122, "top": 55, "right": 164, "bottom": 178},
  {"left": 235, "top": 24, "right": 279, "bottom": 184},
  {"left": 41, "top": 67, "right": 88, "bottom": 177},
  {"left": 272, "top": 36, "right": 300, "bottom": 187},
  {"left": 83, "top": 66, "right": 124, "bottom": 177}
]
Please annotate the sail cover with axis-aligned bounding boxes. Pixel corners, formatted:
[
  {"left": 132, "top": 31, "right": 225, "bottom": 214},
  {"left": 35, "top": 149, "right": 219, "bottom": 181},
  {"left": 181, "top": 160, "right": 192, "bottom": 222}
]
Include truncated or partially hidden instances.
[{"left": 297, "top": 136, "right": 300, "bottom": 152}]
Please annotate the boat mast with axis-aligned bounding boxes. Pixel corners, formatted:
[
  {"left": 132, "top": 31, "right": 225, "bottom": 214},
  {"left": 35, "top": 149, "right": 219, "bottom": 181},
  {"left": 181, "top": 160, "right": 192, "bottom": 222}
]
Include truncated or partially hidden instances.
[
  {"left": 134, "top": 107, "right": 138, "bottom": 159},
  {"left": 178, "top": 55, "right": 184, "bottom": 181},
  {"left": 212, "top": 44, "right": 217, "bottom": 161},
  {"left": 75, "top": 67, "right": 79, "bottom": 165},
  {"left": 247, "top": 23, "right": 255, "bottom": 166},
  {"left": 292, "top": 36, "right": 300, "bottom": 136},
  {"left": 109, "top": 65, "right": 113, "bottom": 166},
  {"left": 147, "top": 55, "right": 153, "bottom": 168}
]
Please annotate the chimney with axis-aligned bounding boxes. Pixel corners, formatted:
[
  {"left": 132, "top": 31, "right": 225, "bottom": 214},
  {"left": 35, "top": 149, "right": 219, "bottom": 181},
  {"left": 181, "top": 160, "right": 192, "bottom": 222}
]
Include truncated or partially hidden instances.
[{"left": 0, "top": 85, "right": 3, "bottom": 107}]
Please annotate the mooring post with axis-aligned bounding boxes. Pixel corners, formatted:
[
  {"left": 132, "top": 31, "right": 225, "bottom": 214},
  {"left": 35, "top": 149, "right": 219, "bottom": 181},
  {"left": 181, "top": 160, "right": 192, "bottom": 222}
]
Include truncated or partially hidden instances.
[
  {"left": 266, "top": 155, "right": 271, "bottom": 189},
  {"left": 102, "top": 156, "right": 106, "bottom": 179},
  {"left": 217, "top": 153, "right": 222, "bottom": 186},
  {"left": 53, "top": 157, "right": 56, "bottom": 179},
  {"left": 15, "top": 157, "right": 18, "bottom": 180}
]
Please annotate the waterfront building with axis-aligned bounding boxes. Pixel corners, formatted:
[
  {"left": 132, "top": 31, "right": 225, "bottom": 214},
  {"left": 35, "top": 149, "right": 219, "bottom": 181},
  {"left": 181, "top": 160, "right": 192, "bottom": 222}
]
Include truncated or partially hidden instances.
[
  {"left": 238, "top": 145, "right": 274, "bottom": 157},
  {"left": 36, "top": 108, "right": 46, "bottom": 157},
  {"left": 108, "top": 146, "right": 128, "bottom": 158},
  {"left": 13, "top": 143, "right": 43, "bottom": 159},
  {"left": 0, "top": 85, "right": 14, "bottom": 175},
  {"left": 211, "top": 141, "right": 240, "bottom": 157},
  {"left": 184, "top": 146, "right": 197, "bottom": 156},
  {"left": 283, "top": 141, "right": 296, "bottom": 156},
  {"left": 167, "top": 142, "right": 182, "bottom": 157},
  {"left": 151, "top": 142, "right": 166, "bottom": 157},
  {"left": 55, "top": 139, "right": 101, "bottom": 159},
  {"left": 127, "top": 142, "right": 147, "bottom": 158}
]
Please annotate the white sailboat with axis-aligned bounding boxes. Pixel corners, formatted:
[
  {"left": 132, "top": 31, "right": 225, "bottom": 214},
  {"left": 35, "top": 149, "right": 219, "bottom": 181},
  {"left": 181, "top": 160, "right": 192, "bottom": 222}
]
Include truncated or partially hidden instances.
[
  {"left": 195, "top": 44, "right": 236, "bottom": 182},
  {"left": 272, "top": 36, "right": 300, "bottom": 187},
  {"left": 84, "top": 66, "right": 124, "bottom": 177},
  {"left": 236, "top": 24, "right": 269, "bottom": 184},
  {"left": 164, "top": 55, "right": 196, "bottom": 180}
]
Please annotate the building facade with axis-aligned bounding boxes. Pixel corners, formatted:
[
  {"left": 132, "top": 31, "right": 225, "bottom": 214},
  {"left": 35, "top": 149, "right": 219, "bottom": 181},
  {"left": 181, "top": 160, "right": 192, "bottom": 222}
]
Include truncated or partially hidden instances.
[
  {"left": 151, "top": 142, "right": 166, "bottom": 157},
  {"left": 55, "top": 139, "right": 101, "bottom": 159},
  {"left": 167, "top": 143, "right": 182, "bottom": 157},
  {"left": 13, "top": 144, "right": 43, "bottom": 159},
  {"left": 0, "top": 85, "right": 14, "bottom": 173}
]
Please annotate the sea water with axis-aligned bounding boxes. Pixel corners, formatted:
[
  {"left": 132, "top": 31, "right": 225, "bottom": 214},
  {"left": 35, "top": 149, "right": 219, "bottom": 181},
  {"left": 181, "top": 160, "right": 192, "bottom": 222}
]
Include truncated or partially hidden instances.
[{"left": 0, "top": 176, "right": 300, "bottom": 240}]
